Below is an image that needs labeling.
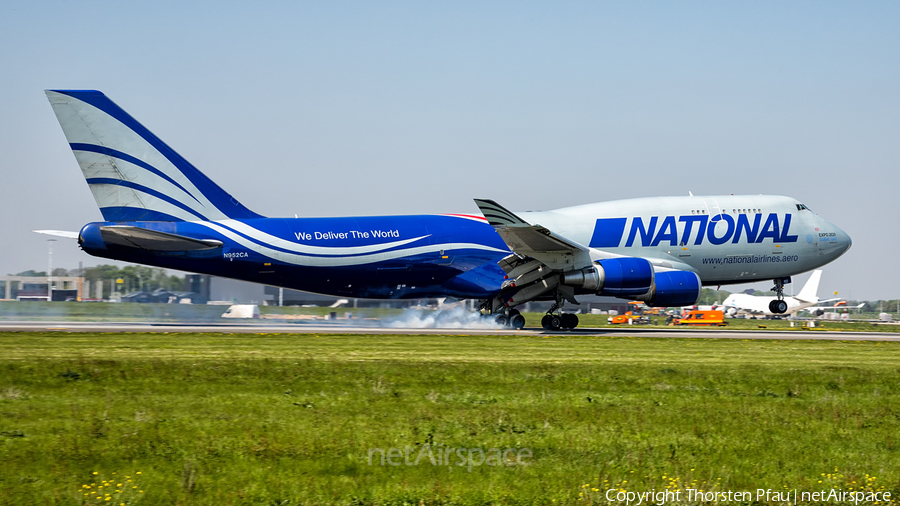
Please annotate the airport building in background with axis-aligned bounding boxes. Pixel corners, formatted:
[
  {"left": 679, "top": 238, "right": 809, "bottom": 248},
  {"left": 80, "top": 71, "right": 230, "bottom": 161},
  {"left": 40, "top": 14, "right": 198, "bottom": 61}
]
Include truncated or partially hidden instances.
[{"left": 1, "top": 273, "right": 635, "bottom": 313}]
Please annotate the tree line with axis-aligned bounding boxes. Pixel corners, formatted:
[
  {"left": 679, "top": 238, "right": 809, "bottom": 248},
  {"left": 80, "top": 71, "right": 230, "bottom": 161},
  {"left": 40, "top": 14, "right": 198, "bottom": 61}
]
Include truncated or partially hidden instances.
[{"left": 12, "top": 265, "right": 184, "bottom": 299}]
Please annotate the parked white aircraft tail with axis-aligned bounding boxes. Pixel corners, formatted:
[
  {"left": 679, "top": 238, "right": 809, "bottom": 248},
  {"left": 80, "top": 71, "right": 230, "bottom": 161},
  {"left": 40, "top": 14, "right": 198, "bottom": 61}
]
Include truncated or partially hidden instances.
[{"left": 795, "top": 269, "right": 822, "bottom": 303}]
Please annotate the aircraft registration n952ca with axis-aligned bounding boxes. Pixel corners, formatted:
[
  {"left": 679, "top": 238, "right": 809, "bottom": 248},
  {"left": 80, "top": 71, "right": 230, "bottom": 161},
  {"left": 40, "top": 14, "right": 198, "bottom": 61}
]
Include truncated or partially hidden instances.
[{"left": 43, "top": 90, "right": 852, "bottom": 330}]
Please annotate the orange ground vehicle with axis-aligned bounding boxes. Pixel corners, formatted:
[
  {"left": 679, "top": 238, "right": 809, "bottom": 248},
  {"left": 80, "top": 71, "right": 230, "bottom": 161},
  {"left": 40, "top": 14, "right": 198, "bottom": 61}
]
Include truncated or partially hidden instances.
[
  {"left": 673, "top": 310, "right": 728, "bottom": 326},
  {"left": 608, "top": 311, "right": 651, "bottom": 325}
]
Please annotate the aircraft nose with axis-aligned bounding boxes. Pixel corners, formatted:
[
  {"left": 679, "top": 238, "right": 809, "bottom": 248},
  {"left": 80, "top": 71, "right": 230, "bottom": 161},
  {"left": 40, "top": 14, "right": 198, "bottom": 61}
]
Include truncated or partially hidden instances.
[
  {"left": 836, "top": 225, "right": 852, "bottom": 254},
  {"left": 820, "top": 221, "right": 852, "bottom": 258}
]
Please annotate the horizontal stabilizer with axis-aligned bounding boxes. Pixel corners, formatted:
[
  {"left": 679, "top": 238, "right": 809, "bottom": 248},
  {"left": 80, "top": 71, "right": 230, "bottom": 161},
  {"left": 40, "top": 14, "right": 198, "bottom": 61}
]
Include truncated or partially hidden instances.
[
  {"left": 33, "top": 229, "right": 79, "bottom": 239},
  {"left": 98, "top": 226, "right": 223, "bottom": 252}
]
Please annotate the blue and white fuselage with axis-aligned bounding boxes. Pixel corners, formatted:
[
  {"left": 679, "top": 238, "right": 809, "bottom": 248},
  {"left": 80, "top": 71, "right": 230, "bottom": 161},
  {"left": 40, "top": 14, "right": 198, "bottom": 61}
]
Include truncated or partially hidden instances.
[
  {"left": 77, "top": 194, "right": 849, "bottom": 300},
  {"left": 46, "top": 89, "right": 851, "bottom": 323},
  {"left": 79, "top": 213, "right": 511, "bottom": 299}
]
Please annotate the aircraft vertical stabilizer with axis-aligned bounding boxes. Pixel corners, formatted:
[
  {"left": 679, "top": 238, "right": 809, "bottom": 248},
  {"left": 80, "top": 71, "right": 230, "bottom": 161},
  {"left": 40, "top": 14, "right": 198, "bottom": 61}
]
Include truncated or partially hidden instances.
[
  {"left": 795, "top": 270, "right": 822, "bottom": 303},
  {"left": 45, "top": 90, "right": 262, "bottom": 222}
]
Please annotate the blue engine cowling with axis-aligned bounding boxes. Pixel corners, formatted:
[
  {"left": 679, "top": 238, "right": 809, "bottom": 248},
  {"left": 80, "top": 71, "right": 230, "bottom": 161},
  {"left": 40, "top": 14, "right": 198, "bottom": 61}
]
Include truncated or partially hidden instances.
[
  {"left": 596, "top": 258, "right": 653, "bottom": 296},
  {"left": 643, "top": 270, "right": 702, "bottom": 307},
  {"left": 560, "top": 258, "right": 701, "bottom": 307},
  {"left": 559, "top": 258, "right": 653, "bottom": 296}
]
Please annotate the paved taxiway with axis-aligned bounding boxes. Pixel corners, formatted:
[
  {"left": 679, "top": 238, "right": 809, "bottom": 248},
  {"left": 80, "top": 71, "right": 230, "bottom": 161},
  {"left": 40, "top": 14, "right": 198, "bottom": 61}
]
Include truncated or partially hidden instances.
[{"left": 1, "top": 322, "right": 899, "bottom": 341}]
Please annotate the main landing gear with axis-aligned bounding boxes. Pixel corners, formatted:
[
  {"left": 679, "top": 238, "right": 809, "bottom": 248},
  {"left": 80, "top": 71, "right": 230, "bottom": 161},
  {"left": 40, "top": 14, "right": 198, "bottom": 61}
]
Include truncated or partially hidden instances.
[
  {"left": 478, "top": 289, "right": 581, "bottom": 331},
  {"left": 768, "top": 278, "right": 789, "bottom": 314},
  {"left": 494, "top": 308, "right": 526, "bottom": 330},
  {"left": 479, "top": 299, "right": 526, "bottom": 329},
  {"left": 540, "top": 301, "right": 579, "bottom": 330}
]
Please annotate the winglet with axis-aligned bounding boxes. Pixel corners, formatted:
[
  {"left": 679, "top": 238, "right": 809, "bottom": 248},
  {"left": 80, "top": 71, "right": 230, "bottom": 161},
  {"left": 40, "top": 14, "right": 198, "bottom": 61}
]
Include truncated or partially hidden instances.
[{"left": 473, "top": 199, "right": 530, "bottom": 227}]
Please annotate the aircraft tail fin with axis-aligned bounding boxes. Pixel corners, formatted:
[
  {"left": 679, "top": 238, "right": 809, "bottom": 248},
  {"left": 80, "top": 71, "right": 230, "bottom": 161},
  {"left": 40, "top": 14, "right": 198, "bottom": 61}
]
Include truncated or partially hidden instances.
[
  {"left": 796, "top": 269, "right": 822, "bottom": 303},
  {"left": 45, "top": 90, "right": 263, "bottom": 222}
]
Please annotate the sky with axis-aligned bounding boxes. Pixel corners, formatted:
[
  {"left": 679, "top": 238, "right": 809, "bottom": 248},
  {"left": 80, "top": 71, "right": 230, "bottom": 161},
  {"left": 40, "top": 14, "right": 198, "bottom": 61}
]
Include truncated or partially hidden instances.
[{"left": 1, "top": 1, "right": 897, "bottom": 300}]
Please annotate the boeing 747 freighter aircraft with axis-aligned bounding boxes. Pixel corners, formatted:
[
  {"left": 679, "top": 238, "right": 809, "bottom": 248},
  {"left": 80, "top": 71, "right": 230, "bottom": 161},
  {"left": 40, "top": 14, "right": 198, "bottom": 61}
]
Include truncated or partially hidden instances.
[{"left": 43, "top": 90, "right": 852, "bottom": 329}]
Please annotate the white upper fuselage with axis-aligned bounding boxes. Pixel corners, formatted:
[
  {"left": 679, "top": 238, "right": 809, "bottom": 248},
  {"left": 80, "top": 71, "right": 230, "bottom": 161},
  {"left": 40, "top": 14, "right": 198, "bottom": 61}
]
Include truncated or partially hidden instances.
[{"left": 518, "top": 195, "right": 850, "bottom": 286}]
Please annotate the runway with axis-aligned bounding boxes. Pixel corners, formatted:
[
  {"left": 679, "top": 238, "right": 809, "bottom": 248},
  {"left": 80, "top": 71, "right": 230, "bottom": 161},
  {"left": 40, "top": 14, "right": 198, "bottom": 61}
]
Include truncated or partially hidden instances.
[{"left": 2, "top": 321, "right": 899, "bottom": 341}]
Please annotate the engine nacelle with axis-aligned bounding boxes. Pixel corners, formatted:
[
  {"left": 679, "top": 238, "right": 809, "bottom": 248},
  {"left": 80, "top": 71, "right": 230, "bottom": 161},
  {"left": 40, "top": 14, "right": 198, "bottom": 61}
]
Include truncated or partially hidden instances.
[
  {"left": 559, "top": 266, "right": 602, "bottom": 291},
  {"left": 560, "top": 258, "right": 701, "bottom": 307},
  {"left": 597, "top": 258, "right": 654, "bottom": 296},
  {"left": 560, "top": 258, "right": 653, "bottom": 296},
  {"left": 638, "top": 270, "right": 702, "bottom": 307}
]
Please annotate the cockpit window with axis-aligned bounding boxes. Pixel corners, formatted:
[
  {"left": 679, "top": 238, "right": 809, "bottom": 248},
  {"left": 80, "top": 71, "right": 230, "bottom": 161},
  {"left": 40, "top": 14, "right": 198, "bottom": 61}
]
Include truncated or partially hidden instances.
[{"left": 796, "top": 203, "right": 811, "bottom": 211}]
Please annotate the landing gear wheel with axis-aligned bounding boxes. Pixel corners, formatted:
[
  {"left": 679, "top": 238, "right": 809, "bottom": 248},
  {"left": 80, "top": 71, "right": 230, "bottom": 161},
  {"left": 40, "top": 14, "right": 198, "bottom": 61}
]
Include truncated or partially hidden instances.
[
  {"left": 561, "top": 313, "right": 579, "bottom": 329},
  {"left": 495, "top": 314, "right": 509, "bottom": 326},
  {"left": 510, "top": 314, "right": 526, "bottom": 330},
  {"left": 768, "top": 299, "right": 788, "bottom": 314},
  {"left": 548, "top": 315, "right": 562, "bottom": 330},
  {"left": 541, "top": 315, "right": 551, "bottom": 329},
  {"left": 508, "top": 309, "right": 521, "bottom": 318},
  {"left": 769, "top": 277, "right": 789, "bottom": 314}
]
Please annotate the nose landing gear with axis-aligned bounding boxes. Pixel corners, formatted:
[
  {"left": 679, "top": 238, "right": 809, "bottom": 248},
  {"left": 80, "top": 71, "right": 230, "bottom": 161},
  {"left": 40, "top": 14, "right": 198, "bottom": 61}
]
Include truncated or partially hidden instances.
[{"left": 768, "top": 277, "right": 790, "bottom": 314}]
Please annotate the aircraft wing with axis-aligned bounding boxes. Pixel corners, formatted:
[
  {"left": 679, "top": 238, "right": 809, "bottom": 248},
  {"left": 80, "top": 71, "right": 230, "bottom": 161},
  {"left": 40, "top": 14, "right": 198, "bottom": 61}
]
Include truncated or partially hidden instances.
[
  {"left": 803, "top": 302, "right": 865, "bottom": 311},
  {"left": 474, "top": 199, "right": 592, "bottom": 271},
  {"left": 97, "top": 226, "right": 223, "bottom": 252},
  {"left": 475, "top": 199, "right": 703, "bottom": 310}
]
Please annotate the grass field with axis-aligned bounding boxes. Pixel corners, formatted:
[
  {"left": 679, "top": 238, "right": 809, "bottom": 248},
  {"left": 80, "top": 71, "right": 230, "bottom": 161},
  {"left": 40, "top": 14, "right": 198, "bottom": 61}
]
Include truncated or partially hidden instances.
[{"left": 0, "top": 331, "right": 898, "bottom": 505}]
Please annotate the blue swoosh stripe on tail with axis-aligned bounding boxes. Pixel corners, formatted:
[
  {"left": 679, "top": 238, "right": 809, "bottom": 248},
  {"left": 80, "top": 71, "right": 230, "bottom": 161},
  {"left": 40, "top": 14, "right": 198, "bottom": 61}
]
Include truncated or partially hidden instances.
[
  {"left": 53, "top": 90, "right": 263, "bottom": 220},
  {"left": 72, "top": 143, "right": 202, "bottom": 205},
  {"left": 86, "top": 178, "right": 209, "bottom": 221}
]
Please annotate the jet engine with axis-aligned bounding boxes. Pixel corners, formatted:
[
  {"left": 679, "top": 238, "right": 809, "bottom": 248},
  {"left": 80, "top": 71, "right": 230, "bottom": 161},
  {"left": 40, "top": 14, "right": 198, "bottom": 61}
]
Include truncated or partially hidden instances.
[
  {"left": 560, "top": 258, "right": 653, "bottom": 296},
  {"left": 560, "top": 258, "right": 701, "bottom": 307},
  {"left": 635, "top": 270, "right": 702, "bottom": 307}
]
